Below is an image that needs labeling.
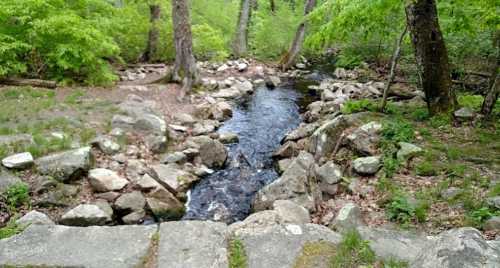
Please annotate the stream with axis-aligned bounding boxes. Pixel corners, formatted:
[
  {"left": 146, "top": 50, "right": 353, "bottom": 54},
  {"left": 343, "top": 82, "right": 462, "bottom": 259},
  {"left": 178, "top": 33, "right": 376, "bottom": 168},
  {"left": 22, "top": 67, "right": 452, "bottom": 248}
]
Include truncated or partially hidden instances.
[{"left": 183, "top": 83, "right": 315, "bottom": 223}]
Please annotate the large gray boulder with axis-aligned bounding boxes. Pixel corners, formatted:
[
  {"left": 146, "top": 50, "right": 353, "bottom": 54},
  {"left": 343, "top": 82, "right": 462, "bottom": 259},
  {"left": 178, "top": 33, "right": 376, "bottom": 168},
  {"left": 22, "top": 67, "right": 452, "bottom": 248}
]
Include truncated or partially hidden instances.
[
  {"left": 158, "top": 221, "right": 229, "bottom": 268},
  {"left": 346, "top": 121, "right": 382, "bottom": 156},
  {"left": 0, "top": 224, "right": 156, "bottom": 268},
  {"left": 114, "top": 191, "right": 146, "bottom": 213},
  {"left": 411, "top": 227, "right": 500, "bottom": 268},
  {"left": 35, "top": 147, "right": 92, "bottom": 182},
  {"left": 60, "top": 204, "right": 111, "bottom": 226},
  {"left": 253, "top": 151, "right": 320, "bottom": 212},
  {"left": 233, "top": 223, "right": 342, "bottom": 268},
  {"left": 308, "top": 115, "right": 361, "bottom": 159},
  {"left": 330, "top": 203, "right": 363, "bottom": 232},
  {"left": 186, "top": 136, "right": 227, "bottom": 168},
  {"left": 16, "top": 210, "right": 54, "bottom": 226},
  {"left": 357, "top": 226, "right": 430, "bottom": 263},
  {"left": 352, "top": 156, "right": 382, "bottom": 175}
]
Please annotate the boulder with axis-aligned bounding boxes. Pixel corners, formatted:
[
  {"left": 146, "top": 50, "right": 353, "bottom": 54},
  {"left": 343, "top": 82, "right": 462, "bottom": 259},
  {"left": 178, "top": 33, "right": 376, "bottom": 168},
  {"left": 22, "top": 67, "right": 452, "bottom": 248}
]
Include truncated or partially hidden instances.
[
  {"left": 187, "top": 136, "right": 227, "bottom": 168},
  {"left": 237, "top": 63, "right": 248, "bottom": 72},
  {"left": 277, "top": 158, "right": 293, "bottom": 174},
  {"left": 134, "top": 173, "right": 162, "bottom": 191},
  {"left": 16, "top": 210, "right": 54, "bottom": 226},
  {"left": 346, "top": 121, "right": 382, "bottom": 156},
  {"left": 158, "top": 221, "right": 229, "bottom": 268},
  {"left": 134, "top": 113, "right": 167, "bottom": 135},
  {"left": 273, "top": 141, "right": 299, "bottom": 159},
  {"left": 397, "top": 142, "right": 423, "bottom": 162},
  {"left": 150, "top": 164, "right": 199, "bottom": 193},
  {"left": 0, "top": 224, "right": 156, "bottom": 268},
  {"left": 211, "top": 101, "right": 233, "bottom": 120},
  {"left": 94, "top": 199, "right": 113, "bottom": 219},
  {"left": 91, "top": 136, "right": 120, "bottom": 155},
  {"left": 114, "top": 191, "right": 146, "bottom": 213},
  {"left": 315, "top": 161, "right": 343, "bottom": 185},
  {"left": 174, "top": 113, "right": 197, "bottom": 125},
  {"left": 219, "top": 132, "right": 239, "bottom": 144},
  {"left": 357, "top": 226, "right": 430, "bottom": 264},
  {"left": 88, "top": 168, "right": 128, "bottom": 192},
  {"left": 144, "top": 134, "right": 167, "bottom": 153},
  {"left": 308, "top": 115, "right": 360, "bottom": 159},
  {"left": 235, "top": 80, "right": 254, "bottom": 94},
  {"left": 0, "top": 168, "right": 23, "bottom": 193},
  {"left": 253, "top": 151, "right": 320, "bottom": 212},
  {"left": 352, "top": 156, "right": 382, "bottom": 175},
  {"left": 212, "top": 88, "right": 242, "bottom": 99},
  {"left": 122, "top": 210, "right": 145, "bottom": 224},
  {"left": 36, "top": 147, "right": 92, "bottom": 182},
  {"left": 411, "top": 227, "right": 500, "bottom": 267},
  {"left": 146, "top": 197, "right": 184, "bottom": 220},
  {"left": 192, "top": 120, "right": 219, "bottom": 136},
  {"left": 60, "top": 204, "right": 111, "bottom": 226},
  {"left": 284, "top": 123, "right": 319, "bottom": 142},
  {"left": 161, "top": 152, "right": 187, "bottom": 164},
  {"left": 330, "top": 203, "right": 363, "bottom": 232},
  {"left": 2, "top": 152, "right": 34, "bottom": 169},
  {"left": 273, "top": 200, "right": 310, "bottom": 224}
]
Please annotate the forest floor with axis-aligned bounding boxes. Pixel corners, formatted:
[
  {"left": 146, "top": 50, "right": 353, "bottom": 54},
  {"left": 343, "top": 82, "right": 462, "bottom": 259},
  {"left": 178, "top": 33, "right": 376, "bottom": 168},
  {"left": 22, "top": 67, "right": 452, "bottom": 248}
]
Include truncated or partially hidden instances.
[{"left": 1, "top": 61, "right": 499, "bottom": 240}]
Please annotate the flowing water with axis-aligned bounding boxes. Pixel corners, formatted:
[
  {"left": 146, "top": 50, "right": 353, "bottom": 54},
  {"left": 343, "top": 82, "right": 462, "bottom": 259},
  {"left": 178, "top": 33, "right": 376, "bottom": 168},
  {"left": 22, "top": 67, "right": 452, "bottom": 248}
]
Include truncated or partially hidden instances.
[{"left": 183, "top": 84, "right": 314, "bottom": 223}]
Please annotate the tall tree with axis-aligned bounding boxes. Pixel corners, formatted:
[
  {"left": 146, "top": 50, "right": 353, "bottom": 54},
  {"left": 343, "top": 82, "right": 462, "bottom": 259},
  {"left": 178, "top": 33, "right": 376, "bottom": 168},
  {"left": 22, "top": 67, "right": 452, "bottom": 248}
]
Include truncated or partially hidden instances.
[
  {"left": 143, "top": 3, "right": 161, "bottom": 62},
  {"left": 171, "top": 0, "right": 199, "bottom": 99},
  {"left": 233, "top": 0, "right": 252, "bottom": 57},
  {"left": 279, "top": 0, "right": 316, "bottom": 71},
  {"left": 405, "top": 0, "right": 456, "bottom": 115},
  {"left": 481, "top": 30, "right": 499, "bottom": 117}
]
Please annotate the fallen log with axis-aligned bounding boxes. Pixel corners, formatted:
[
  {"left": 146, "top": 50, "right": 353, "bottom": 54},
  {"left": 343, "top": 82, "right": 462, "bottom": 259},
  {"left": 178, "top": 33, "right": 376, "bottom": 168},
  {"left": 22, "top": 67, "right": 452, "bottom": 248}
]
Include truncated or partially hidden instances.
[{"left": 0, "top": 78, "right": 57, "bottom": 89}]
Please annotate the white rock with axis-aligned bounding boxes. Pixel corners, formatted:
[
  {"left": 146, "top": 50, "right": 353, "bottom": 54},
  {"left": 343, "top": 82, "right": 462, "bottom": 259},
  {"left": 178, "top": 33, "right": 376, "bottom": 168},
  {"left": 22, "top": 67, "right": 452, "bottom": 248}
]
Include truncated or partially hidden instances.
[
  {"left": 88, "top": 168, "right": 129, "bottom": 192},
  {"left": 2, "top": 152, "right": 33, "bottom": 169}
]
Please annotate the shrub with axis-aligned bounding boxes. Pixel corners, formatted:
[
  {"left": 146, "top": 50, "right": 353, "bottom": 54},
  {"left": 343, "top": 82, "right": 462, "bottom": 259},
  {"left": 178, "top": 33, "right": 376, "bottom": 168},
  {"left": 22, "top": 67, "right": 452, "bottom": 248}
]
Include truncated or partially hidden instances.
[
  {"left": 4, "top": 183, "right": 30, "bottom": 211},
  {"left": 341, "top": 99, "right": 377, "bottom": 114},
  {"left": 330, "top": 230, "right": 376, "bottom": 268},
  {"left": 385, "top": 193, "right": 428, "bottom": 225}
]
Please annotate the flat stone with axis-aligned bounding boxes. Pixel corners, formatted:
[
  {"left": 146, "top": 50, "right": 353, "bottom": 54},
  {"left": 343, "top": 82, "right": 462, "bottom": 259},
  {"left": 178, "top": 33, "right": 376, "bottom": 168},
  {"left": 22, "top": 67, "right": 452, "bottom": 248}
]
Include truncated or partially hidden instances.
[
  {"left": 352, "top": 156, "right": 382, "bottom": 175},
  {"left": 35, "top": 147, "right": 92, "bottom": 182},
  {"left": 150, "top": 164, "right": 199, "bottom": 193},
  {"left": 146, "top": 197, "right": 184, "bottom": 220},
  {"left": 60, "top": 204, "right": 111, "bottom": 226},
  {"left": 315, "top": 161, "right": 342, "bottom": 185},
  {"left": 122, "top": 210, "right": 146, "bottom": 224},
  {"left": 454, "top": 107, "right": 475, "bottom": 120},
  {"left": 234, "top": 224, "right": 341, "bottom": 268},
  {"left": 134, "top": 173, "right": 162, "bottom": 191},
  {"left": 16, "top": 210, "right": 54, "bottom": 226},
  {"left": 0, "top": 224, "right": 156, "bottom": 268},
  {"left": 88, "top": 168, "right": 128, "bottom": 192},
  {"left": 2, "top": 152, "right": 34, "bottom": 169},
  {"left": 94, "top": 199, "right": 114, "bottom": 218},
  {"left": 161, "top": 152, "right": 187, "bottom": 164},
  {"left": 174, "top": 113, "right": 197, "bottom": 125},
  {"left": 218, "top": 132, "right": 239, "bottom": 144},
  {"left": 158, "top": 221, "right": 229, "bottom": 268},
  {"left": 186, "top": 136, "right": 227, "bottom": 168},
  {"left": 91, "top": 136, "right": 120, "bottom": 155},
  {"left": 212, "top": 88, "right": 242, "bottom": 99}
]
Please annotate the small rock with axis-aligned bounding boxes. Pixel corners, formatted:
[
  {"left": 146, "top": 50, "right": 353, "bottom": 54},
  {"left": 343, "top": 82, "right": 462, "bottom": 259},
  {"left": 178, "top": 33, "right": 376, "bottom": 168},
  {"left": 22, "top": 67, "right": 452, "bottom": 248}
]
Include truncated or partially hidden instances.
[
  {"left": 237, "top": 63, "right": 248, "bottom": 72},
  {"left": 273, "top": 141, "right": 299, "bottom": 159},
  {"left": 352, "top": 156, "right": 382, "bottom": 175},
  {"left": 277, "top": 158, "right": 293, "bottom": 174},
  {"left": 454, "top": 107, "right": 475, "bottom": 120},
  {"left": 330, "top": 203, "right": 363, "bottom": 232},
  {"left": 60, "top": 204, "right": 110, "bottom": 226},
  {"left": 2, "top": 152, "right": 33, "bottom": 169},
  {"left": 144, "top": 134, "right": 167, "bottom": 153},
  {"left": 134, "top": 174, "right": 162, "bottom": 191},
  {"left": 94, "top": 199, "right": 114, "bottom": 218},
  {"left": 146, "top": 197, "right": 184, "bottom": 220},
  {"left": 16, "top": 210, "right": 54, "bottom": 226},
  {"left": 122, "top": 210, "right": 146, "bottom": 224},
  {"left": 91, "top": 136, "right": 120, "bottom": 155},
  {"left": 150, "top": 164, "right": 199, "bottom": 193},
  {"left": 315, "top": 161, "right": 342, "bottom": 185},
  {"left": 114, "top": 191, "right": 146, "bottom": 213},
  {"left": 441, "top": 187, "right": 461, "bottom": 200},
  {"left": 265, "top": 76, "right": 281, "bottom": 88},
  {"left": 186, "top": 136, "right": 227, "bottom": 168},
  {"left": 484, "top": 216, "right": 500, "bottom": 231},
  {"left": 161, "top": 152, "right": 187, "bottom": 164},
  {"left": 397, "top": 142, "right": 423, "bottom": 162},
  {"left": 218, "top": 132, "right": 239, "bottom": 144},
  {"left": 174, "top": 113, "right": 197, "bottom": 125},
  {"left": 88, "top": 168, "right": 129, "bottom": 192},
  {"left": 487, "top": 196, "right": 500, "bottom": 209},
  {"left": 95, "top": 191, "right": 121, "bottom": 202}
]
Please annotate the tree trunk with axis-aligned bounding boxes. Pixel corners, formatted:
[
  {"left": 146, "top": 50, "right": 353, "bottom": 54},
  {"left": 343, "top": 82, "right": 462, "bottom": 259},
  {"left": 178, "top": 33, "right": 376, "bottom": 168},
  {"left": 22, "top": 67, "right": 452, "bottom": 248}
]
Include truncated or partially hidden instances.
[
  {"left": 269, "top": 0, "right": 276, "bottom": 13},
  {"left": 171, "top": 0, "right": 199, "bottom": 98},
  {"left": 405, "top": 0, "right": 456, "bottom": 115},
  {"left": 143, "top": 4, "right": 161, "bottom": 62},
  {"left": 233, "top": 0, "right": 252, "bottom": 57},
  {"left": 279, "top": 0, "right": 316, "bottom": 71},
  {"left": 0, "top": 78, "right": 57, "bottom": 89},
  {"left": 381, "top": 25, "right": 408, "bottom": 111},
  {"left": 481, "top": 31, "right": 500, "bottom": 117}
]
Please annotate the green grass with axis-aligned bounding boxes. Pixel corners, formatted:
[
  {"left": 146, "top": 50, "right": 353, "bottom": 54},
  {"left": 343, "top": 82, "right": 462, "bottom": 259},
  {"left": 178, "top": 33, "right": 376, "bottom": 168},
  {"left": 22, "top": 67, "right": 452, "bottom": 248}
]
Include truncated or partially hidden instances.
[
  {"left": 330, "top": 230, "right": 376, "bottom": 268},
  {"left": 4, "top": 182, "right": 30, "bottom": 213},
  {"left": 228, "top": 237, "right": 247, "bottom": 268},
  {"left": 341, "top": 99, "right": 378, "bottom": 114},
  {"left": 0, "top": 218, "right": 26, "bottom": 239}
]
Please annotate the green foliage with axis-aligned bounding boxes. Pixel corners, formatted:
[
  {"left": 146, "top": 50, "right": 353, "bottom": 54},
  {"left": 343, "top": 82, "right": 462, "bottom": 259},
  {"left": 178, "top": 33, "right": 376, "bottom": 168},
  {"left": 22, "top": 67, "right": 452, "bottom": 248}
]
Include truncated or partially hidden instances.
[
  {"left": 330, "top": 230, "right": 376, "bottom": 268},
  {"left": 192, "top": 24, "right": 229, "bottom": 61},
  {"left": 335, "top": 53, "right": 363, "bottom": 69},
  {"left": 385, "top": 193, "right": 427, "bottom": 225},
  {"left": 467, "top": 207, "right": 496, "bottom": 228},
  {"left": 341, "top": 99, "right": 377, "bottom": 114},
  {"left": 415, "top": 161, "right": 438, "bottom": 176},
  {"left": 4, "top": 183, "right": 30, "bottom": 212},
  {"left": 381, "top": 119, "right": 415, "bottom": 143},
  {"left": 0, "top": 218, "right": 26, "bottom": 239},
  {"left": 228, "top": 237, "right": 247, "bottom": 268}
]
